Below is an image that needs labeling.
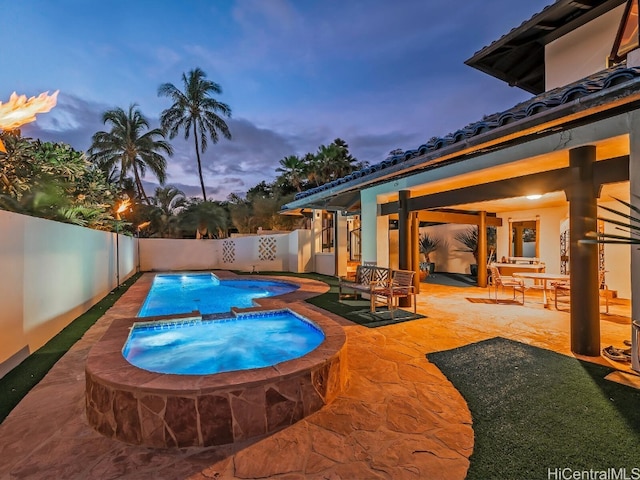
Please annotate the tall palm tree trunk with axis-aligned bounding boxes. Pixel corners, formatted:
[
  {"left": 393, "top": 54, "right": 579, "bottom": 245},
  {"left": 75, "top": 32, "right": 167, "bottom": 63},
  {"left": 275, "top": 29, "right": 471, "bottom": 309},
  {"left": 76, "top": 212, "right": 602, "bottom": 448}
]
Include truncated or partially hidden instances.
[
  {"left": 132, "top": 164, "right": 150, "bottom": 205},
  {"left": 193, "top": 123, "right": 207, "bottom": 201}
]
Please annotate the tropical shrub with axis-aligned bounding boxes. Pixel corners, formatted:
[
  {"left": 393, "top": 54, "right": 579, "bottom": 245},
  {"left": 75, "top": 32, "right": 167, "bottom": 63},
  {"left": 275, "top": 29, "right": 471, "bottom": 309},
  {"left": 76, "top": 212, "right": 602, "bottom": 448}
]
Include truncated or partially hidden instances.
[{"left": 0, "top": 132, "right": 118, "bottom": 229}]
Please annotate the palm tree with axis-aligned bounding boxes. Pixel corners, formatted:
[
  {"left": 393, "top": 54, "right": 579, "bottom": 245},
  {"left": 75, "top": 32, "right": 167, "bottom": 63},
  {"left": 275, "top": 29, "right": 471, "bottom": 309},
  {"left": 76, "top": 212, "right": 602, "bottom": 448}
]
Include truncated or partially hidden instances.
[
  {"left": 88, "top": 104, "right": 172, "bottom": 204},
  {"left": 150, "top": 185, "right": 187, "bottom": 237},
  {"left": 308, "top": 139, "right": 362, "bottom": 185},
  {"left": 152, "top": 185, "right": 187, "bottom": 216},
  {"left": 276, "top": 155, "right": 306, "bottom": 192},
  {"left": 179, "top": 199, "right": 229, "bottom": 239},
  {"left": 158, "top": 68, "right": 232, "bottom": 201}
]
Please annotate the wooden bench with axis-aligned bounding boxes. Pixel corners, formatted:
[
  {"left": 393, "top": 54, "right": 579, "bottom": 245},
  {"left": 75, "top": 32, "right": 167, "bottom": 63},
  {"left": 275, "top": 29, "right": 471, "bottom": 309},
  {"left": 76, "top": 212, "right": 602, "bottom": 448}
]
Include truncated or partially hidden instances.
[
  {"left": 371, "top": 269, "right": 417, "bottom": 318},
  {"left": 338, "top": 265, "right": 391, "bottom": 310}
]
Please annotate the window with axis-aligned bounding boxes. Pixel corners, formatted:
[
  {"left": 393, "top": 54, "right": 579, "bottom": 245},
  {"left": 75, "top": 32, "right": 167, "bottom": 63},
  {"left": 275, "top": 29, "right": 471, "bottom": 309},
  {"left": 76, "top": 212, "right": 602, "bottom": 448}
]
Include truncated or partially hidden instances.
[{"left": 609, "top": 0, "right": 639, "bottom": 66}]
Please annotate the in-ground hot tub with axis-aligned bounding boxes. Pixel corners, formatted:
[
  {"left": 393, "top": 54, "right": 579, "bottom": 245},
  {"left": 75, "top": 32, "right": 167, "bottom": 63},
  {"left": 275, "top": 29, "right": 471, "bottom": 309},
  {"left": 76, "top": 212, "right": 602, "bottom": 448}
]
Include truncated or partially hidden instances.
[{"left": 85, "top": 307, "right": 347, "bottom": 448}]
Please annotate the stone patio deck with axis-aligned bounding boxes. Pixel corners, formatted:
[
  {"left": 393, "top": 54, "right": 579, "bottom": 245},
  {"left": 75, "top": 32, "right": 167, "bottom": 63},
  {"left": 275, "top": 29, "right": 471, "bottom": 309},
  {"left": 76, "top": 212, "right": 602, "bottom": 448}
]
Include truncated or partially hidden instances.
[{"left": 0, "top": 272, "right": 633, "bottom": 479}]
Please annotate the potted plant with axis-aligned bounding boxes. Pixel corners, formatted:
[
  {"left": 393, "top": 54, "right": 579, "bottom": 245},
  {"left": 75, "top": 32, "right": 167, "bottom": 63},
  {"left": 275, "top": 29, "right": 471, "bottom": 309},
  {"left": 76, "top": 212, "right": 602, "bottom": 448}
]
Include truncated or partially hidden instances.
[
  {"left": 419, "top": 233, "right": 440, "bottom": 279},
  {"left": 454, "top": 226, "right": 497, "bottom": 276},
  {"left": 454, "top": 227, "right": 479, "bottom": 276}
]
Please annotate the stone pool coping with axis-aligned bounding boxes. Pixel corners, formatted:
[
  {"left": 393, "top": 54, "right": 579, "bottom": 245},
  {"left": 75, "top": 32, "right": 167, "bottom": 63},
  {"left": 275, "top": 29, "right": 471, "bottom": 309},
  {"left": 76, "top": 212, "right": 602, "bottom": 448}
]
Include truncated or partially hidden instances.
[
  {"left": 86, "top": 307, "right": 346, "bottom": 395},
  {"left": 85, "top": 271, "right": 348, "bottom": 448}
]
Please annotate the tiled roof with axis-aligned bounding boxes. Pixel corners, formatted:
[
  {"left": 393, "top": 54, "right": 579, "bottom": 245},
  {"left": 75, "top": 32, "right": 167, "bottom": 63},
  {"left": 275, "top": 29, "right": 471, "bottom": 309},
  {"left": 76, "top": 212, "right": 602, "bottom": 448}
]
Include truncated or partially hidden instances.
[
  {"left": 467, "top": 1, "right": 558, "bottom": 60},
  {"left": 293, "top": 65, "right": 640, "bottom": 202}
]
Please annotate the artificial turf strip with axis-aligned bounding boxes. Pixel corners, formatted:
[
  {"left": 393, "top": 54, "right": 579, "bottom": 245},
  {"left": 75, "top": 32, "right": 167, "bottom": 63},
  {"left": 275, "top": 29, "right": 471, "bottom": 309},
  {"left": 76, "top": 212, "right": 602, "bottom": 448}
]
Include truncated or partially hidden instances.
[
  {"left": 427, "top": 337, "right": 640, "bottom": 479},
  {"left": 243, "top": 271, "right": 424, "bottom": 327},
  {"left": 0, "top": 273, "right": 141, "bottom": 423}
]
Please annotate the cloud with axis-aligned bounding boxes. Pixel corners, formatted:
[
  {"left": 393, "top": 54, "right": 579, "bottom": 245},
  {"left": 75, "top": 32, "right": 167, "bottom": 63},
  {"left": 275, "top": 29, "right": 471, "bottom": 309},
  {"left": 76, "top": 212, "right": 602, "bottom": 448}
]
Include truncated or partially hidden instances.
[
  {"left": 20, "top": 93, "right": 108, "bottom": 151},
  {"left": 9, "top": 0, "right": 552, "bottom": 203}
]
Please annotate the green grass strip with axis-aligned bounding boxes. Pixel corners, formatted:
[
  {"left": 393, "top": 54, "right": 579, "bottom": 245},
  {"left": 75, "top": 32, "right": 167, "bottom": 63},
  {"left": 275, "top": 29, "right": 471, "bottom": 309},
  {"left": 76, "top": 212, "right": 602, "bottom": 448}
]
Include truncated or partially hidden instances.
[
  {"left": 428, "top": 337, "right": 640, "bottom": 479},
  {"left": 239, "top": 271, "right": 423, "bottom": 326},
  {"left": 238, "top": 271, "right": 368, "bottom": 316},
  {"left": 0, "top": 273, "right": 141, "bottom": 423}
]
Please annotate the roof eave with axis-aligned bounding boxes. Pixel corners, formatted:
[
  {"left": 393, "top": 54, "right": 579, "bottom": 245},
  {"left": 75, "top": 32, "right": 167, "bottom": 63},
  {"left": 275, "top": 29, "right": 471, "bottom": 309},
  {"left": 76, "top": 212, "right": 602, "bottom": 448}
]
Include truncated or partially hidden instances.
[
  {"left": 282, "top": 76, "right": 640, "bottom": 212},
  {"left": 465, "top": 0, "right": 627, "bottom": 94}
]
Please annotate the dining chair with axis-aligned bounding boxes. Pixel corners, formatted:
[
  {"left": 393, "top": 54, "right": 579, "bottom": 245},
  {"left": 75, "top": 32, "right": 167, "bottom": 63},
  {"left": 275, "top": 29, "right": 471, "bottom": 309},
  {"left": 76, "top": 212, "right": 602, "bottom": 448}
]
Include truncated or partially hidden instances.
[{"left": 488, "top": 264, "right": 525, "bottom": 304}]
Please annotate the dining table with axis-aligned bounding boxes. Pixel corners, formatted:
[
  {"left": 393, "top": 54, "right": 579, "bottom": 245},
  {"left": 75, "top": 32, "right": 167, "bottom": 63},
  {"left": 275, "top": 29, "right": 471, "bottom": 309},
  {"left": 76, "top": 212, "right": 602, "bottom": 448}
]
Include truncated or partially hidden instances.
[{"left": 512, "top": 272, "right": 570, "bottom": 308}]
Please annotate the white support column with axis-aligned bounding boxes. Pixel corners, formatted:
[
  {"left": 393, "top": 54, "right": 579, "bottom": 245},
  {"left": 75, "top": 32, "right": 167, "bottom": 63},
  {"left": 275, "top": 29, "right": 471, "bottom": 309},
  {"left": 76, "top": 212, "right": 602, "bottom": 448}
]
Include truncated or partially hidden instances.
[
  {"left": 376, "top": 213, "right": 390, "bottom": 268},
  {"left": 360, "top": 190, "right": 379, "bottom": 264},
  {"left": 335, "top": 212, "right": 348, "bottom": 278},
  {"left": 310, "top": 209, "right": 323, "bottom": 272},
  {"left": 629, "top": 111, "right": 640, "bottom": 371}
]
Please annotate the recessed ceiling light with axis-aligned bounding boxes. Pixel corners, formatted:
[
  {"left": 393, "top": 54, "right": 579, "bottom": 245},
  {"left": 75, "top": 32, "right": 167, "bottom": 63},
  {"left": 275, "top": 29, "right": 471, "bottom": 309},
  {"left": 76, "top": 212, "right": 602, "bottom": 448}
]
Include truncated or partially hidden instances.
[{"left": 526, "top": 194, "right": 542, "bottom": 200}]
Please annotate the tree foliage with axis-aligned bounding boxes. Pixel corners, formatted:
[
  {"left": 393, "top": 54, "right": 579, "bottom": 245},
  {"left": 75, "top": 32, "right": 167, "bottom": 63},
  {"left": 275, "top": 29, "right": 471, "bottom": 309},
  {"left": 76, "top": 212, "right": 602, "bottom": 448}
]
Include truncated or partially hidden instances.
[
  {"left": 273, "top": 138, "right": 366, "bottom": 194},
  {"left": 158, "top": 67, "right": 231, "bottom": 201},
  {"left": 179, "top": 199, "right": 229, "bottom": 239},
  {"left": 0, "top": 131, "right": 117, "bottom": 229},
  {"left": 88, "top": 104, "right": 172, "bottom": 205}
]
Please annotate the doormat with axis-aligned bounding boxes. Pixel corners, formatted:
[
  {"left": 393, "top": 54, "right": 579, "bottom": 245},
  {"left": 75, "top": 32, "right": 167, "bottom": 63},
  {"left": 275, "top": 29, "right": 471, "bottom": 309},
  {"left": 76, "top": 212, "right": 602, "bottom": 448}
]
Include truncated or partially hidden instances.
[
  {"left": 423, "top": 272, "right": 476, "bottom": 287},
  {"left": 345, "top": 308, "right": 425, "bottom": 328}
]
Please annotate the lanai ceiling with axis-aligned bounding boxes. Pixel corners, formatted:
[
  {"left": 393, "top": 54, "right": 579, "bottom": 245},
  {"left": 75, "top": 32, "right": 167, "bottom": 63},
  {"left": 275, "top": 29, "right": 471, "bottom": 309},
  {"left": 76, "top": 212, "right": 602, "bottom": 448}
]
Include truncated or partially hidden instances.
[{"left": 377, "top": 134, "right": 630, "bottom": 215}]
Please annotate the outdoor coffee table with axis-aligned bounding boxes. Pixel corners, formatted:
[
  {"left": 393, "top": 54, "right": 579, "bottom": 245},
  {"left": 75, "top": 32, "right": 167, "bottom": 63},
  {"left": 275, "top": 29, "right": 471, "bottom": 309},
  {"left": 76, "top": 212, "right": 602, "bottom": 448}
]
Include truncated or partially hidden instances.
[{"left": 513, "top": 272, "right": 570, "bottom": 308}]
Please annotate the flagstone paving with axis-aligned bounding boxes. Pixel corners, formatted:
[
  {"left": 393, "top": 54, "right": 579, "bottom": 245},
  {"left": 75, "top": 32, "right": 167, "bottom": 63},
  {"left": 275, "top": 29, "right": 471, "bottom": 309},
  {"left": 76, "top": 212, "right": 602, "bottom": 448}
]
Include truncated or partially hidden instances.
[{"left": 0, "top": 272, "right": 633, "bottom": 479}]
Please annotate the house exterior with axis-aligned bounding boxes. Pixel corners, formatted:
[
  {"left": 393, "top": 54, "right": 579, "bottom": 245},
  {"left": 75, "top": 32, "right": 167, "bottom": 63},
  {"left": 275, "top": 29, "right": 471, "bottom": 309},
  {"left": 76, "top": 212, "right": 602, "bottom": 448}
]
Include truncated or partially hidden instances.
[{"left": 282, "top": 0, "right": 640, "bottom": 366}]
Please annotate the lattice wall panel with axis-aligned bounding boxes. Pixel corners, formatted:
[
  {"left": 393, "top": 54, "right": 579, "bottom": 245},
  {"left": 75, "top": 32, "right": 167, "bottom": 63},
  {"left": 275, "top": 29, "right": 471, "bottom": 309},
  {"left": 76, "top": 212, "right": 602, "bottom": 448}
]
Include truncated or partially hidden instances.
[
  {"left": 258, "top": 236, "right": 277, "bottom": 261},
  {"left": 222, "top": 240, "right": 236, "bottom": 264}
]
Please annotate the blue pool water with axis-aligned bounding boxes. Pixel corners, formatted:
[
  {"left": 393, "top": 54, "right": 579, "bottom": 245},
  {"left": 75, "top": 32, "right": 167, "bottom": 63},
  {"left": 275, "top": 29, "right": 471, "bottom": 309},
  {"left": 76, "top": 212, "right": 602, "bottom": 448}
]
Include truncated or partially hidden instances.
[
  {"left": 123, "top": 309, "right": 325, "bottom": 375},
  {"left": 137, "top": 273, "right": 299, "bottom": 317}
]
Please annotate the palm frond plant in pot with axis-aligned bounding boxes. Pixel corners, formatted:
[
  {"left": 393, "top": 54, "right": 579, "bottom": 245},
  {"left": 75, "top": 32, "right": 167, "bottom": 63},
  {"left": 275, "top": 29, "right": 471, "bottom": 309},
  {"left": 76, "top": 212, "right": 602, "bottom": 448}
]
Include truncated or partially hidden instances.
[
  {"left": 419, "top": 232, "right": 441, "bottom": 279},
  {"left": 454, "top": 227, "right": 479, "bottom": 276},
  {"left": 454, "top": 226, "right": 497, "bottom": 276},
  {"left": 583, "top": 196, "right": 640, "bottom": 246},
  {"left": 582, "top": 196, "right": 640, "bottom": 370}
]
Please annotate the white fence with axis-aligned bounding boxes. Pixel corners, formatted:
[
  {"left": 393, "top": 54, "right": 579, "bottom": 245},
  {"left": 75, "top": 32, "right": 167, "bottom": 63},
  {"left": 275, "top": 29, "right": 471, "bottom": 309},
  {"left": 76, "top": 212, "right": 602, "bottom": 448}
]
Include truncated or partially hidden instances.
[
  {"left": 139, "top": 230, "right": 313, "bottom": 273},
  {"left": 0, "top": 210, "right": 314, "bottom": 378},
  {"left": 0, "top": 210, "right": 135, "bottom": 378}
]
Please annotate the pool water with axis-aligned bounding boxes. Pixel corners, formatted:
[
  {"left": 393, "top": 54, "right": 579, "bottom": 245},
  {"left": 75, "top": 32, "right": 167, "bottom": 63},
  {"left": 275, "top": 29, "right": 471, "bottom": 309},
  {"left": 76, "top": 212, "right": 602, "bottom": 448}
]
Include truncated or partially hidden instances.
[
  {"left": 122, "top": 310, "right": 325, "bottom": 375},
  {"left": 137, "top": 273, "right": 299, "bottom": 317}
]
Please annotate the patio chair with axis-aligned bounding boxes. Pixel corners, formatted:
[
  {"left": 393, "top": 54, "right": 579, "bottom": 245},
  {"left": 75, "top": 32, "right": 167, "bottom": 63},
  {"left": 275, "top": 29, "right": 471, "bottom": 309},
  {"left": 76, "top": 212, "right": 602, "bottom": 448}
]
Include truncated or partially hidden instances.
[
  {"left": 553, "top": 270, "right": 610, "bottom": 313},
  {"left": 371, "top": 269, "right": 417, "bottom": 318},
  {"left": 553, "top": 281, "right": 570, "bottom": 310},
  {"left": 488, "top": 264, "right": 525, "bottom": 304}
]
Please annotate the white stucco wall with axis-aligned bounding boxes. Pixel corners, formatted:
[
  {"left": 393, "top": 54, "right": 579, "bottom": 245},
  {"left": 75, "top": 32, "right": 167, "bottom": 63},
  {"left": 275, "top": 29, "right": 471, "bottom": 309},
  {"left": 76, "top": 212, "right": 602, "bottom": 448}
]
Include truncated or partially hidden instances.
[
  {"left": 545, "top": 4, "right": 624, "bottom": 90},
  {"left": 420, "top": 224, "right": 478, "bottom": 275},
  {"left": 0, "top": 211, "right": 135, "bottom": 378},
  {"left": 139, "top": 231, "right": 311, "bottom": 274},
  {"left": 315, "top": 253, "right": 335, "bottom": 276},
  {"left": 599, "top": 198, "right": 632, "bottom": 299},
  {"left": 497, "top": 205, "right": 567, "bottom": 274},
  {"left": 1, "top": 211, "right": 312, "bottom": 379},
  {"left": 139, "top": 238, "right": 218, "bottom": 271},
  {"left": 288, "top": 229, "right": 313, "bottom": 273}
]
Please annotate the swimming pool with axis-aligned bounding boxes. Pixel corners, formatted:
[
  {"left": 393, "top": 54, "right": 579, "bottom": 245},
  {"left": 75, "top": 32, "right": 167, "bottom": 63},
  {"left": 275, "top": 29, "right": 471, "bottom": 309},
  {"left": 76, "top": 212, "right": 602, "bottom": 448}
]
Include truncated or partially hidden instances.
[
  {"left": 86, "top": 284, "right": 347, "bottom": 448},
  {"left": 137, "top": 273, "right": 299, "bottom": 317},
  {"left": 123, "top": 309, "right": 325, "bottom": 375}
]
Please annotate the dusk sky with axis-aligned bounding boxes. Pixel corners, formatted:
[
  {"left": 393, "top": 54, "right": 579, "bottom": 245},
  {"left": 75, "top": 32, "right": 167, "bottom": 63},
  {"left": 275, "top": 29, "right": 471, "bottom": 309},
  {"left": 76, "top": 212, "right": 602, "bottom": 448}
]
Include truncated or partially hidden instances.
[{"left": 3, "top": 0, "right": 551, "bottom": 200}]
